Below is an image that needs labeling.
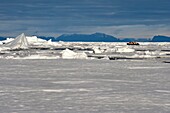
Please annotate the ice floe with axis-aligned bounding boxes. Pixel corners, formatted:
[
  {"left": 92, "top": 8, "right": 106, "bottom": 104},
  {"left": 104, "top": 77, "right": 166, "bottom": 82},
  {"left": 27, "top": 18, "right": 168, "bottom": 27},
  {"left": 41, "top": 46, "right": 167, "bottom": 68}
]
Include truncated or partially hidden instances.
[
  {"left": 0, "top": 33, "right": 170, "bottom": 61},
  {"left": 61, "top": 49, "right": 87, "bottom": 59}
]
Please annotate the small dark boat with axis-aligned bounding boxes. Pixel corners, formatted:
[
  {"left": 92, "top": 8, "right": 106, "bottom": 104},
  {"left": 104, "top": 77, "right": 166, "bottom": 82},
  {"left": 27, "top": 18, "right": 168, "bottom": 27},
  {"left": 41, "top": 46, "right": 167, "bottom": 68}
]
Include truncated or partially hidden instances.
[{"left": 127, "top": 42, "right": 139, "bottom": 45}]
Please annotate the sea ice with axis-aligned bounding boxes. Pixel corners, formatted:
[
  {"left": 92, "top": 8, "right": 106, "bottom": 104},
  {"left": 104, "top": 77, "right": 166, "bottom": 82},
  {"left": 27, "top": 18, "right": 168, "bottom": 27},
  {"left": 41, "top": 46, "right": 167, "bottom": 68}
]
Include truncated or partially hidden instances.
[{"left": 61, "top": 49, "right": 87, "bottom": 59}]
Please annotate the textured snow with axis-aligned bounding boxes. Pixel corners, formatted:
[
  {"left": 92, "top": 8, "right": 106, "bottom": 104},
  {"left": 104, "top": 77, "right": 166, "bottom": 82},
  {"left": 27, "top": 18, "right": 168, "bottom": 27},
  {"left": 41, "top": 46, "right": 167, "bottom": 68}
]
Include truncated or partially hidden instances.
[
  {"left": 15, "top": 55, "right": 60, "bottom": 59},
  {"left": 92, "top": 47, "right": 103, "bottom": 53},
  {"left": 0, "top": 34, "right": 170, "bottom": 113},
  {"left": 115, "top": 46, "right": 135, "bottom": 53},
  {"left": 0, "top": 59, "right": 169, "bottom": 113}
]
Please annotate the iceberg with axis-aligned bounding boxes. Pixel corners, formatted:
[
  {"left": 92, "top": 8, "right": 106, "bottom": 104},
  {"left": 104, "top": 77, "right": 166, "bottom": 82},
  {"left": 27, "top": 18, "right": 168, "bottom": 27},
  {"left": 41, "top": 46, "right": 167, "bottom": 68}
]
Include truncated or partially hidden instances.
[
  {"left": 2, "top": 33, "right": 29, "bottom": 50},
  {"left": 61, "top": 49, "right": 87, "bottom": 59},
  {"left": 26, "top": 35, "right": 47, "bottom": 45}
]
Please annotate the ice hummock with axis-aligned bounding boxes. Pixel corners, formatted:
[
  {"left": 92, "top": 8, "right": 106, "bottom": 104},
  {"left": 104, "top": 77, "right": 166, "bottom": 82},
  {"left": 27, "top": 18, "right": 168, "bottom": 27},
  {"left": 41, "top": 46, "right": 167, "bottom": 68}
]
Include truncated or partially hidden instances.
[
  {"left": 61, "top": 49, "right": 87, "bottom": 59},
  {"left": 2, "top": 33, "right": 29, "bottom": 50},
  {"left": 0, "top": 34, "right": 170, "bottom": 61}
]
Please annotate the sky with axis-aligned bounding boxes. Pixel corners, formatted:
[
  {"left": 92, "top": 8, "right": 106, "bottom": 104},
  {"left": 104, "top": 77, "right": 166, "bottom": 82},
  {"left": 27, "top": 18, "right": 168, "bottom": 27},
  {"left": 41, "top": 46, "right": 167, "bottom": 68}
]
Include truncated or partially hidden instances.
[{"left": 0, "top": 0, "right": 170, "bottom": 38}]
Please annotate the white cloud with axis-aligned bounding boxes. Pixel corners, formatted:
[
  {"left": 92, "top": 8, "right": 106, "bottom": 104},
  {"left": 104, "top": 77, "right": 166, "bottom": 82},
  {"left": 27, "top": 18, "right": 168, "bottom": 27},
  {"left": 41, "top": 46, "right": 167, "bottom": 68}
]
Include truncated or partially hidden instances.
[{"left": 1, "top": 19, "right": 170, "bottom": 38}]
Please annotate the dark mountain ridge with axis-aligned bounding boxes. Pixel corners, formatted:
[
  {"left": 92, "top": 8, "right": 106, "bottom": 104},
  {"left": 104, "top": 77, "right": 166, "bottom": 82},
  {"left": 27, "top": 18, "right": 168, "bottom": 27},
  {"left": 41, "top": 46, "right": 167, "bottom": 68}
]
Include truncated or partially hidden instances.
[
  {"left": 152, "top": 35, "right": 170, "bottom": 42},
  {"left": 56, "top": 33, "right": 119, "bottom": 42},
  {"left": 0, "top": 33, "right": 170, "bottom": 42}
]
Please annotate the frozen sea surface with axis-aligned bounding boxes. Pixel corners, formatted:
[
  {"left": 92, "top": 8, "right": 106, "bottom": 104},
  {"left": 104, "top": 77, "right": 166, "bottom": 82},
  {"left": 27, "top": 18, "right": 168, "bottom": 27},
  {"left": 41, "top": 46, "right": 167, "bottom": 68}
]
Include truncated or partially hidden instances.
[{"left": 0, "top": 59, "right": 170, "bottom": 113}]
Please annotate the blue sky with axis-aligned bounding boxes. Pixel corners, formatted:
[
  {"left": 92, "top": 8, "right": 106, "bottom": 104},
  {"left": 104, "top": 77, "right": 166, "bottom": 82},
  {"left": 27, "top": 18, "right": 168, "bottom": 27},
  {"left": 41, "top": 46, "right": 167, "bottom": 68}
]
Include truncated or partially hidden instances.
[{"left": 0, "top": 0, "right": 170, "bottom": 38}]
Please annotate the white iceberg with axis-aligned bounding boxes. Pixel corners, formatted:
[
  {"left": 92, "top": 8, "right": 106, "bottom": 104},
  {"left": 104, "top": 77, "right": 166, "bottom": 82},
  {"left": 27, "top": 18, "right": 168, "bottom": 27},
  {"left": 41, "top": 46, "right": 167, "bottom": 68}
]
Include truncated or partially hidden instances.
[
  {"left": 26, "top": 35, "right": 47, "bottom": 46},
  {"left": 61, "top": 49, "right": 87, "bottom": 59},
  {"left": 2, "top": 33, "right": 29, "bottom": 50}
]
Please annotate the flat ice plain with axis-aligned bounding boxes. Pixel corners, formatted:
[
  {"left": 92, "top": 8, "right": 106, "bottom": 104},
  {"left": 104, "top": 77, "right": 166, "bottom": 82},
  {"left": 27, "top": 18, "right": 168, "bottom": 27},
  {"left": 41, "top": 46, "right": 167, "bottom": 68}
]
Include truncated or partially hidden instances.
[
  {"left": 0, "top": 59, "right": 170, "bottom": 113},
  {"left": 0, "top": 35, "right": 170, "bottom": 112}
]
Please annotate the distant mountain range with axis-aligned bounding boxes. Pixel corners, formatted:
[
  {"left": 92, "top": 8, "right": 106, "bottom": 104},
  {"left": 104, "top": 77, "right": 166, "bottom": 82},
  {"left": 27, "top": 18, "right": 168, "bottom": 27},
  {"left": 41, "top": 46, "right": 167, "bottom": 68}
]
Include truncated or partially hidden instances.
[
  {"left": 38, "top": 33, "right": 151, "bottom": 42},
  {"left": 152, "top": 35, "right": 170, "bottom": 42},
  {"left": 0, "top": 36, "right": 7, "bottom": 41},
  {"left": 56, "top": 33, "right": 119, "bottom": 42},
  {"left": 1, "top": 33, "right": 170, "bottom": 42}
]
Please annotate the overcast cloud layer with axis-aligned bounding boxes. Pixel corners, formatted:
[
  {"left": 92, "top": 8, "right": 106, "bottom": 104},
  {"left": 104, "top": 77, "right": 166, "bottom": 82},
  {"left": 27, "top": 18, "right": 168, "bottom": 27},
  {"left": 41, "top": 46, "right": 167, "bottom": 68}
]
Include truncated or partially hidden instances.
[{"left": 0, "top": 0, "right": 170, "bottom": 38}]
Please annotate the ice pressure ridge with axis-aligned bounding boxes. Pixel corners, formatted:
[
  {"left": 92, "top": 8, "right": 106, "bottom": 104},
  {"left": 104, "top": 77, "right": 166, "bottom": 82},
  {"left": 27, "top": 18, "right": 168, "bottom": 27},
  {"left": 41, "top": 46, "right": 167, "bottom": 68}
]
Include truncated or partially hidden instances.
[{"left": 0, "top": 33, "right": 170, "bottom": 60}]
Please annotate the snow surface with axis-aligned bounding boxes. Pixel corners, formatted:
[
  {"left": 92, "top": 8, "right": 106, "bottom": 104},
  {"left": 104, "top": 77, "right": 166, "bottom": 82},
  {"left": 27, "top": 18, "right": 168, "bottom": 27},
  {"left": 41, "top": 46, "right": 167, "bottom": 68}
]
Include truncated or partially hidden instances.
[
  {"left": 116, "top": 46, "right": 135, "bottom": 53},
  {"left": 0, "top": 34, "right": 170, "bottom": 113},
  {"left": 0, "top": 59, "right": 169, "bottom": 113}
]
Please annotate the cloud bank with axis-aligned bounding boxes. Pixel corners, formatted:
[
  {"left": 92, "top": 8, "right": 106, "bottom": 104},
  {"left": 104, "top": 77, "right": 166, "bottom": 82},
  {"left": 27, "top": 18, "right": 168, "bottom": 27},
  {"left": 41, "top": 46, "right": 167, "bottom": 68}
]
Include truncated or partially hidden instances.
[{"left": 0, "top": 0, "right": 170, "bottom": 38}]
